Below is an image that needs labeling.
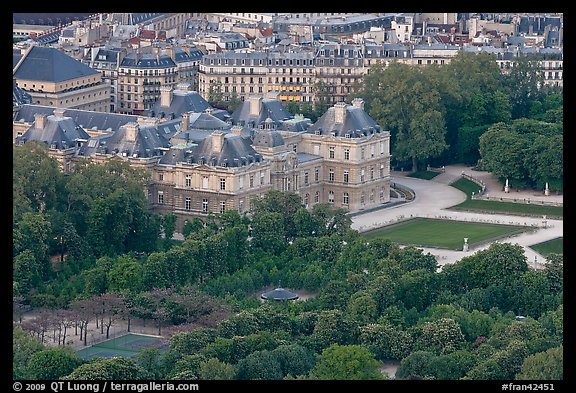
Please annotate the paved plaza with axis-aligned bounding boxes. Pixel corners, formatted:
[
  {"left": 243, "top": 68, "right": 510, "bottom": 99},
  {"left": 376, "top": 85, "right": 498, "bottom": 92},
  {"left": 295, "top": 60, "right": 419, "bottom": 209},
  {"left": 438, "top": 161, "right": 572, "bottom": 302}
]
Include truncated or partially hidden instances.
[{"left": 351, "top": 164, "right": 563, "bottom": 269}]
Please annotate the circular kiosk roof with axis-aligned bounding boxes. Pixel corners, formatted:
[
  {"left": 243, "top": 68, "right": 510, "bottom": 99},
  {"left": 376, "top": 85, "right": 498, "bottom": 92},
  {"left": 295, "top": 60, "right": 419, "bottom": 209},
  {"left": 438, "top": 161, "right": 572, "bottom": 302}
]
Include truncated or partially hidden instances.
[{"left": 261, "top": 287, "right": 299, "bottom": 301}]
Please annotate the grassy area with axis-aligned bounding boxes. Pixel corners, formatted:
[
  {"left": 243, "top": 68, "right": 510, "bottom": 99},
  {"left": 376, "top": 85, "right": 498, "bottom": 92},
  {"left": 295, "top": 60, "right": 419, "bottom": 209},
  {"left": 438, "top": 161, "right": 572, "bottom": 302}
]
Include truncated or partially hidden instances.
[
  {"left": 407, "top": 170, "right": 441, "bottom": 180},
  {"left": 530, "top": 237, "right": 563, "bottom": 257},
  {"left": 361, "top": 218, "right": 528, "bottom": 250},
  {"left": 449, "top": 178, "right": 563, "bottom": 219}
]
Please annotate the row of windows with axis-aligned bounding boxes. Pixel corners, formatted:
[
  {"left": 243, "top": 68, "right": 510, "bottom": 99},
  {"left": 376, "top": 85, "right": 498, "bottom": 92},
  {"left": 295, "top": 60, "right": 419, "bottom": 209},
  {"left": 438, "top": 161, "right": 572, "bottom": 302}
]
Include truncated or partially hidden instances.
[
  {"left": 302, "top": 188, "right": 386, "bottom": 206},
  {"left": 170, "top": 172, "right": 267, "bottom": 190},
  {"left": 159, "top": 193, "right": 228, "bottom": 214},
  {"left": 320, "top": 143, "right": 386, "bottom": 160},
  {"left": 120, "top": 68, "right": 177, "bottom": 76}
]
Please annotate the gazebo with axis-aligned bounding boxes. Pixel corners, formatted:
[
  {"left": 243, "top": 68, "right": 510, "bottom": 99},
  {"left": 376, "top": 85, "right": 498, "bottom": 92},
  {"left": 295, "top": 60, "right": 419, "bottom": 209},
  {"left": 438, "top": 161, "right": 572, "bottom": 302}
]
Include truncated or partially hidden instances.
[{"left": 260, "top": 287, "right": 299, "bottom": 301}]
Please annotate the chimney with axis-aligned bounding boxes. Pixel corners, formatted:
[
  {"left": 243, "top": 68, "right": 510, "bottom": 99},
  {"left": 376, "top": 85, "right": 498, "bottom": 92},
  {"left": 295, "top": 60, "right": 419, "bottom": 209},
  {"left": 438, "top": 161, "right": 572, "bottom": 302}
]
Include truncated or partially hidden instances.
[
  {"left": 160, "top": 86, "right": 173, "bottom": 108},
  {"left": 351, "top": 98, "right": 364, "bottom": 110},
  {"left": 34, "top": 113, "right": 47, "bottom": 129},
  {"left": 212, "top": 131, "right": 225, "bottom": 152},
  {"left": 248, "top": 96, "right": 262, "bottom": 117},
  {"left": 124, "top": 122, "right": 139, "bottom": 142},
  {"left": 334, "top": 102, "right": 347, "bottom": 124},
  {"left": 181, "top": 112, "right": 190, "bottom": 130},
  {"left": 53, "top": 108, "right": 67, "bottom": 118},
  {"left": 231, "top": 125, "right": 243, "bottom": 135}
]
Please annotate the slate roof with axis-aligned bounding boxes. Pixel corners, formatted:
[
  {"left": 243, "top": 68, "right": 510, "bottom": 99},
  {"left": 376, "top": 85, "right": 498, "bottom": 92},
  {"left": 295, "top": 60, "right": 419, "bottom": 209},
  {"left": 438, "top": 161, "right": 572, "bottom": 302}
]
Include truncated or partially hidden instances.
[
  {"left": 230, "top": 98, "right": 293, "bottom": 128},
  {"left": 151, "top": 90, "right": 212, "bottom": 118},
  {"left": 77, "top": 122, "right": 172, "bottom": 158},
  {"left": 13, "top": 79, "right": 32, "bottom": 107},
  {"left": 16, "top": 112, "right": 90, "bottom": 149},
  {"left": 120, "top": 52, "right": 176, "bottom": 68},
  {"left": 307, "top": 101, "right": 382, "bottom": 138},
  {"left": 186, "top": 112, "right": 230, "bottom": 130},
  {"left": 159, "top": 131, "right": 262, "bottom": 168},
  {"left": 14, "top": 46, "right": 98, "bottom": 82},
  {"left": 253, "top": 130, "right": 285, "bottom": 148},
  {"left": 14, "top": 104, "right": 138, "bottom": 132}
]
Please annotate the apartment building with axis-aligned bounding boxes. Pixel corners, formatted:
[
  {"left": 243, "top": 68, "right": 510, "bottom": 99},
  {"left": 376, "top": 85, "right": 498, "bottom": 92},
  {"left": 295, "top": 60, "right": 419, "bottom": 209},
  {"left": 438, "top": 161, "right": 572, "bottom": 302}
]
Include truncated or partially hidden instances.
[
  {"left": 117, "top": 50, "right": 178, "bottom": 115},
  {"left": 13, "top": 45, "right": 110, "bottom": 112}
]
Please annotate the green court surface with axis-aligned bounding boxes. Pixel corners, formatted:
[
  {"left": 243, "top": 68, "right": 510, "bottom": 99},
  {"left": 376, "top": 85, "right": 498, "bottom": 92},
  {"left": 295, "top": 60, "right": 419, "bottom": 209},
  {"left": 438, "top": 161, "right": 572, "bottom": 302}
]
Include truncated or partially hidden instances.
[{"left": 77, "top": 333, "right": 168, "bottom": 360}]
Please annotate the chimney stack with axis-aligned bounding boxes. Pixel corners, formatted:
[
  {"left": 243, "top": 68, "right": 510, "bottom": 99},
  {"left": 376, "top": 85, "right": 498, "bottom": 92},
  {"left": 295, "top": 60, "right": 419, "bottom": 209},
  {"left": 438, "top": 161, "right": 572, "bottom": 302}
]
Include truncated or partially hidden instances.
[
  {"left": 249, "top": 96, "right": 262, "bottom": 117},
  {"left": 351, "top": 98, "right": 364, "bottom": 110},
  {"left": 212, "top": 131, "right": 225, "bottom": 152},
  {"left": 181, "top": 112, "right": 190, "bottom": 130},
  {"left": 334, "top": 101, "right": 347, "bottom": 124},
  {"left": 34, "top": 113, "right": 47, "bottom": 129},
  {"left": 124, "top": 122, "right": 139, "bottom": 142},
  {"left": 160, "top": 86, "right": 173, "bottom": 108}
]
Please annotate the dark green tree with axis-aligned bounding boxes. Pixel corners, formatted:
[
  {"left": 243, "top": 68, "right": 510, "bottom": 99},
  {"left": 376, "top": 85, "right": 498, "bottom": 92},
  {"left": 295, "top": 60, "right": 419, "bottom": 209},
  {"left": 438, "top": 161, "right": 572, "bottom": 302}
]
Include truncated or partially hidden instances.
[{"left": 309, "top": 344, "right": 384, "bottom": 380}]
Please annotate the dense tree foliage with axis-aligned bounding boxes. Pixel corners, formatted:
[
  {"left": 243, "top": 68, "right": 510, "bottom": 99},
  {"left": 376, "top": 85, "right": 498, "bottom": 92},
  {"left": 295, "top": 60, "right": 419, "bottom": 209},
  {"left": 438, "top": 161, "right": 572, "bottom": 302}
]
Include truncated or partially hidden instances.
[{"left": 13, "top": 131, "right": 562, "bottom": 381}]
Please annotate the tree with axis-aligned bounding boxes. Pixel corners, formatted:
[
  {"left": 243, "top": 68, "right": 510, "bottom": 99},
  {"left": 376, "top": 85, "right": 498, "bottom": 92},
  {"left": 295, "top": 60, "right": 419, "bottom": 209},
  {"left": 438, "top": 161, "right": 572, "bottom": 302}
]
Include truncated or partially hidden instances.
[
  {"left": 354, "top": 62, "right": 447, "bottom": 171},
  {"left": 235, "top": 350, "right": 283, "bottom": 380},
  {"left": 63, "top": 357, "right": 152, "bottom": 380},
  {"left": 250, "top": 211, "right": 286, "bottom": 254},
  {"left": 503, "top": 55, "right": 545, "bottom": 119},
  {"left": 199, "top": 358, "right": 235, "bottom": 380},
  {"left": 107, "top": 255, "right": 144, "bottom": 293},
  {"left": 136, "top": 347, "right": 163, "bottom": 379},
  {"left": 428, "top": 350, "right": 479, "bottom": 380},
  {"left": 253, "top": 190, "right": 303, "bottom": 240},
  {"left": 309, "top": 344, "right": 384, "bottom": 380},
  {"left": 479, "top": 123, "right": 530, "bottom": 186},
  {"left": 395, "top": 350, "right": 435, "bottom": 380},
  {"left": 413, "top": 318, "right": 465, "bottom": 355},
  {"left": 13, "top": 141, "right": 63, "bottom": 219},
  {"left": 395, "top": 269, "right": 438, "bottom": 311},
  {"left": 161, "top": 213, "right": 178, "bottom": 246},
  {"left": 272, "top": 344, "right": 316, "bottom": 378},
  {"left": 13, "top": 325, "right": 45, "bottom": 380},
  {"left": 28, "top": 347, "right": 82, "bottom": 380},
  {"left": 516, "top": 346, "right": 562, "bottom": 380},
  {"left": 13, "top": 250, "right": 42, "bottom": 297},
  {"left": 465, "top": 340, "right": 529, "bottom": 380},
  {"left": 359, "top": 323, "right": 412, "bottom": 361}
]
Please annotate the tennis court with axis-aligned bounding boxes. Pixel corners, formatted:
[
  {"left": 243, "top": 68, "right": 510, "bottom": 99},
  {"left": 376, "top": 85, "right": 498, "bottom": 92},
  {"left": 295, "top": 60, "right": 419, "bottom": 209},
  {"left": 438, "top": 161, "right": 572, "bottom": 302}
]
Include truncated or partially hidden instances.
[{"left": 77, "top": 333, "right": 168, "bottom": 360}]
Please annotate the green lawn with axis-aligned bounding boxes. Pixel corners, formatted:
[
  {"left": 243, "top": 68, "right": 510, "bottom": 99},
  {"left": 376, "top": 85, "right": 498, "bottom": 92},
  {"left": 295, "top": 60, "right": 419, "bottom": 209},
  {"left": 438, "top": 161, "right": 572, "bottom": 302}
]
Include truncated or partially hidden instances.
[
  {"left": 361, "top": 218, "right": 529, "bottom": 250},
  {"left": 407, "top": 170, "right": 441, "bottom": 180},
  {"left": 530, "top": 237, "right": 563, "bottom": 257},
  {"left": 449, "top": 178, "right": 563, "bottom": 219}
]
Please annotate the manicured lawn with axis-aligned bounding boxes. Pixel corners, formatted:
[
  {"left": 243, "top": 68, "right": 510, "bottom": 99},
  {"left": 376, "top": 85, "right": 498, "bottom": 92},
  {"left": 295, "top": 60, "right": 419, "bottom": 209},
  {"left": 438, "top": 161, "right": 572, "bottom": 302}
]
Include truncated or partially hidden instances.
[
  {"left": 530, "top": 237, "right": 563, "bottom": 257},
  {"left": 360, "top": 218, "right": 529, "bottom": 250},
  {"left": 407, "top": 170, "right": 441, "bottom": 180},
  {"left": 449, "top": 178, "right": 563, "bottom": 219}
]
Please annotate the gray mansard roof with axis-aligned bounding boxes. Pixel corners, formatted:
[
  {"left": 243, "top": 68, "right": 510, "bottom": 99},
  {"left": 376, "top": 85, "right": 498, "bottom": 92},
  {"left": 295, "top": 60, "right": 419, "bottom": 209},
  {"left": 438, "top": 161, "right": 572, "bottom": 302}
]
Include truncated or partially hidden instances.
[
  {"left": 253, "top": 130, "right": 285, "bottom": 148},
  {"left": 13, "top": 79, "right": 32, "bottom": 107},
  {"left": 230, "top": 97, "right": 293, "bottom": 128},
  {"left": 159, "top": 132, "right": 262, "bottom": 168},
  {"left": 307, "top": 100, "right": 382, "bottom": 138},
  {"left": 78, "top": 122, "right": 172, "bottom": 158},
  {"left": 120, "top": 52, "right": 176, "bottom": 68},
  {"left": 151, "top": 89, "right": 212, "bottom": 118},
  {"left": 186, "top": 112, "right": 230, "bottom": 130},
  {"left": 17, "top": 113, "right": 90, "bottom": 149},
  {"left": 14, "top": 46, "right": 99, "bottom": 82},
  {"left": 14, "top": 104, "right": 139, "bottom": 132}
]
